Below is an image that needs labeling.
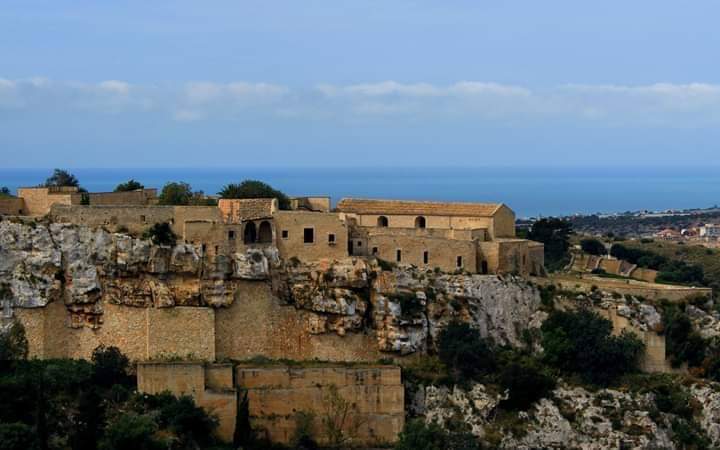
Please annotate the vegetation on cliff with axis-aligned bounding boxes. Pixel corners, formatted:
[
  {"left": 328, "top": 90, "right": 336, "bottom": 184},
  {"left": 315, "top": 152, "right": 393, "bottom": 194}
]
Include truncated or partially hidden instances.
[
  {"left": 526, "top": 218, "right": 572, "bottom": 272},
  {"left": 0, "top": 323, "right": 227, "bottom": 450}
]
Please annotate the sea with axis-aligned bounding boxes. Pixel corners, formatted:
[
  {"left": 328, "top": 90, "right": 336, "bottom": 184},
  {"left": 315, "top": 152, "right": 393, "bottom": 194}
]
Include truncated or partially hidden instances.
[{"left": 1, "top": 167, "right": 718, "bottom": 219}]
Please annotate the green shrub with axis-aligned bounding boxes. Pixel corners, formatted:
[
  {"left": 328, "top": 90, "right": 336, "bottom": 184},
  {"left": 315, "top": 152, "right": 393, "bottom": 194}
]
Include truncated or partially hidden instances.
[
  {"left": 92, "top": 345, "right": 131, "bottom": 387},
  {"left": 437, "top": 321, "right": 495, "bottom": 383},
  {"left": 664, "top": 306, "right": 708, "bottom": 367},
  {"left": 142, "top": 222, "right": 176, "bottom": 246},
  {"left": 541, "top": 309, "right": 644, "bottom": 385},
  {"left": 218, "top": 180, "right": 291, "bottom": 210},
  {"left": 0, "top": 422, "right": 37, "bottom": 450},
  {"left": 114, "top": 179, "right": 144, "bottom": 192},
  {"left": 99, "top": 412, "right": 161, "bottom": 450},
  {"left": 0, "top": 320, "right": 28, "bottom": 366},
  {"left": 498, "top": 354, "right": 555, "bottom": 410},
  {"left": 580, "top": 238, "right": 606, "bottom": 256}
]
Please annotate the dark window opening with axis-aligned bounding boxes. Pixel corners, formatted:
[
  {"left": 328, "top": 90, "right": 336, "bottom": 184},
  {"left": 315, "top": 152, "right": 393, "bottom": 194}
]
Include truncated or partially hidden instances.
[
  {"left": 357, "top": 241, "right": 362, "bottom": 247},
  {"left": 328, "top": 233, "right": 336, "bottom": 243},
  {"left": 281, "top": 230, "right": 289, "bottom": 239},
  {"left": 243, "top": 222, "right": 256, "bottom": 244},
  {"left": 303, "top": 228, "right": 314, "bottom": 243},
  {"left": 372, "top": 247, "right": 378, "bottom": 255},
  {"left": 214, "top": 245, "right": 219, "bottom": 254},
  {"left": 396, "top": 249, "right": 402, "bottom": 262},
  {"left": 228, "top": 230, "right": 235, "bottom": 240},
  {"left": 423, "top": 250, "right": 429, "bottom": 264},
  {"left": 377, "top": 216, "right": 389, "bottom": 227},
  {"left": 457, "top": 256, "right": 463, "bottom": 268},
  {"left": 415, "top": 216, "right": 426, "bottom": 229},
  {"left": 481, "top": 261, "right": 488, "bottom": 274},
  {"left": 201, "top": 244, "right": 207, "bottom": 252},
  {"left": 258, "top": 221, "right": 273, "bottom": 243},
  {"left": 140, "top": 215, "right": 146, "bottom": 222}
]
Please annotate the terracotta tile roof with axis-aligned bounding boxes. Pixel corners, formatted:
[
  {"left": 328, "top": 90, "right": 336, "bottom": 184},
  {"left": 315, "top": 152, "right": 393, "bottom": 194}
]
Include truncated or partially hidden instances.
[
  {"left": 218, "top": 198, "right": 276, "bottom": 223},
  {"left": 336, "top": 198, "right": 505, "bottom": 217}
]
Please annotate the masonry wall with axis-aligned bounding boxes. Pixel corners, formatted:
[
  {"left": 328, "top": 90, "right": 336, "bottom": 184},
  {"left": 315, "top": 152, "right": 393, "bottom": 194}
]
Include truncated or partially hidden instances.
[
  {"left": 50, "top": 205, "right": 175, "bottom": 234},
  {"left": 366, "top": 232, "right": 478, "bottom": 273},
  {"left": 274, "top": 211, "right": 348, "bottom": 261},
  {"left": 0, "top": 197, "right": 25, "bottom": 215},
  {"left": 86, "top": 189, "right": 157, "bottom": 206},
  {"left": 15, "top": 301, "right": 215, "bottom": 361},
  {"left": 214, "top": 281, "right": 383, "bottom": 362},
  {"left": 538, "top": 275, "right": 713, "bottom": 302},
  {"left": 19, "top": 187, "right": 77, "bottom": 216},
  {"left": 236, "top": 365, "right": 404, "bottom": 446}
]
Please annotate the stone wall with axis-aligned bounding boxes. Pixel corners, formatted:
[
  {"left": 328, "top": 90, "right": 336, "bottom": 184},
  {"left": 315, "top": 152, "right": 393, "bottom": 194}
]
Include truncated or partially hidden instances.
[
  {"left": 19, "top": 187, "right": 77, "bottom": 216},
  {"left": 0, "top": 197, "right": 25, "bottom": 215},
  {"left": 366, "top": 232, "right": 478, "bottom": 273},
  {"left": 50, "top": 204, "right": 175, "bottom": 234},
  {"left": 540, "top": 275, "right": 712, "bottom": 302},
  {"left": 236, "top": 365, "right": 404, "bottom": 446},
  {"left": 15, "top": 301, "right": 216, "bottom": 361},
  {"left": 86, "top": 189, "right": 157, "bottom": 206},
  {"left": 137, "top": 362, "right": 237, "bottom": 442},
  {"left": 214, "top": 281, "right": 383, "bottom": 361},
  {"left": 274, "top": 211, "right": 348, "bottom": 262}
]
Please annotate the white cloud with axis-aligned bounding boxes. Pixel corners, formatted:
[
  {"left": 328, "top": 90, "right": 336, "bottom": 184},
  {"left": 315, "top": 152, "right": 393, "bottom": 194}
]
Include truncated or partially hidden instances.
[{"left": 1, "top": 77, "right": 719, "bottom": 125}]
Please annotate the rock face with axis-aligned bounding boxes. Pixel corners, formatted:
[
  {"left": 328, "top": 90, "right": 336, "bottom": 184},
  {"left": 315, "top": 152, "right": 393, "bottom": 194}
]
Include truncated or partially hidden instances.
[{"left": 0, "top": 220, "right": 277, "bottom": 326}]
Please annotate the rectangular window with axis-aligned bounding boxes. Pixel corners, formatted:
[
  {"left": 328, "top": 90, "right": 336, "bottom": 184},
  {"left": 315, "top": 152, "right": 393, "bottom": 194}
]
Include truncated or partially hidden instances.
[
  {"left": 457, "top": 256, "right": 463, "bottom": 268},
  {"left": 303, "top": 228, "right": 314, "bottom": 243},
  {"left": 140, "top": 215, "right": 146, "bottom": 222},
  {"left": 396, "top": 249, "right": 402, "bottom": 262},
  {"left": 423, "top": 250, "right": 429, "bottom": 264},
  {"left": 228, "top": 230, "right": 235, "bottom": 240},
  {"left": 214, "top": 245, "right": 219, "bottom": 254},
  {"left": 201, "top": 244, "right": 207, "bottom": 252},
  {"left": 372, "top": 247, "right": 378, "bottom": 255},
  {"left": 357, "top": 241, "right": 362, "bottom": 247},
  {"left": 281, "top": 230, "right": 289, "bottom": 239},
  {"left": 328, "top": 233, "right": 336, "bottom": 244}
]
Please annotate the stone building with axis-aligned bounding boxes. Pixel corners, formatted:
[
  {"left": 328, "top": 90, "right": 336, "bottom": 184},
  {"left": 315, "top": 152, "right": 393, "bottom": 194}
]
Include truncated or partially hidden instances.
[
  {"left": 8, "top": 186, "right": 157, "bottom": 216},
  {"left": 337, "top": 198, "right": 544, "bottom": 275}
]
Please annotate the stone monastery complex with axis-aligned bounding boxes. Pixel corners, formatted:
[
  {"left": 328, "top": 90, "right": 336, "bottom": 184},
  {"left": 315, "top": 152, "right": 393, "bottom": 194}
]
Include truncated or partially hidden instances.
[
  {"left": 1, "top": 185, "right": 544, "bottom": 276},
  {"left": 0, "top": 183, "right": 546, "bottom": 445}
]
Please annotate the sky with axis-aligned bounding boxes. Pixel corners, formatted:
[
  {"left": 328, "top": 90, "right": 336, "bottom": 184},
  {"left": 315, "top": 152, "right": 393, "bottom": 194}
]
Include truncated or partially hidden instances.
[{"left": 1, "top": 1, "right": 719, "bottom": 168}]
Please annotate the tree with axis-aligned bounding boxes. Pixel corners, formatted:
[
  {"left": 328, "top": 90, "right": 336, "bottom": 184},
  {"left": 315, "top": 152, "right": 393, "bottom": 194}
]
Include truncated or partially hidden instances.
[
  {"left": 142, "top": 223, "right": 176, "bottom": 246},
  {"left": 0, "top": 187, "right": 11, "bottom": 197},
  {"left": 437, "top": 321, "right": 495, "bottom": 383},
  {"left": 91, "top": 345, "right": 131, "bottom": 387},
  {"left": 158, "top": 182, "right": 193, "bottom": 205},
  {"left": 218, "top": 180, "right": 291, "bottom": 210},
  {"left": 114, "top": 179, "right": 144, "bottom": 192},
  {"left": 498, "top": 354, "right": 555, "bottom": 410},
  {"left": 580, "top": 238, "right": 606, "bottom": 256},
  {"left": 0, "top": 321, "right": 29, "bottom": 367},
  {"left": 42, "top": 169, "right": 81, "bottom": 188},
  {"left": 528, "top": 218, "right": 572, "bottom": 271},
  {"left": 541, "top": 309, "right": 644, "bottom": 385}
]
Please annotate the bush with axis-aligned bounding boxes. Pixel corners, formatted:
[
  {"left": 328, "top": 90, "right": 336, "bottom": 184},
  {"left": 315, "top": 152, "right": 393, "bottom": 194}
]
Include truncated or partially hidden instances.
[
  {"left": 0, "top": 422, "right": 37, "bottom": 450},
  {"left": 99, "top": 412, "right": 160, "bottom": 450},
  {"left": 664, "top": 307, "right": 707, "bottom": 367},
  {"left": 394, "top": 420, "right": 481, "bottom": 450},
  {"left": 158, "top": 181, "right": 211, "bottom": 205},
  {"left": 142, "top": 222, "right": 176, "bottom": 246},
  {"left": 580, "top": 238, "right": 606, "bottom": 256},
  {"left": 218, "top": 180, "right": 291, "bottom": 210},
  {"left": 527, "top": 218, "right": 572, "bottom": 272},
  {"left": 0, "top": 187, "right": 11, "bottom": 197},
  {"left": 541, "top": 309, "right": 644, "bottom": 385},
  {"left": 92, "top": 345, "right": 131, "bottom": 387},
  {"left": 114, "top": 179, "right": 144, "bottom": 192},
  {"left": 437, "top": 321, "right": 495, "bottom": 383},
  {"left": 498, "top": 354, "right": 555, "bottom": 410},
  {"left": 0, "top": 321, "right": 29, "bottom": 366},
  {"left": 42, "top": 169, "right": 81, "bottom": 188}
]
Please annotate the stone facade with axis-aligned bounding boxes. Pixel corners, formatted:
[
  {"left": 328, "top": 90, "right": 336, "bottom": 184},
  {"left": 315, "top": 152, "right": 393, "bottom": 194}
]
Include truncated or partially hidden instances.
[
  {"left": 0, "top": 197, "right": 25, "bottom": 215},
  {"left": 236, "top": 365, "right": 404, "bottom": 446}
]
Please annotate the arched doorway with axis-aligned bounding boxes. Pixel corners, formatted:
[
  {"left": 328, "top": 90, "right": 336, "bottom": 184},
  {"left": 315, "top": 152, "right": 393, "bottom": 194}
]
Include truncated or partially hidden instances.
[
  {"left": 244, "top": 222, "right": 257, "bottom": 244},
  {"left": 415, "top": 216, "right": 426, "bottom": 228},
  {"left": 377, "top": 216, "right": 389, "bottom": 227},
  {"left": 258, "top": 221, "right": 273, "bottom": 243}
]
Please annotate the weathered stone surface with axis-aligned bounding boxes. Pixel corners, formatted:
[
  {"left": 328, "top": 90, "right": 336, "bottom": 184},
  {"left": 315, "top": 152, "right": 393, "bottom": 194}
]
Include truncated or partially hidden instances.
[{"left": 691, "top": 384, "right": 720, "bottom": 447}]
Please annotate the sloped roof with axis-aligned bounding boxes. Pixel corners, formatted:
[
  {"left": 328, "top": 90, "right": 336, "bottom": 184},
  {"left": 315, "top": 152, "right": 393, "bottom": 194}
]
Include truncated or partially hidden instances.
[
  {"left": 218, "top": 198, "right": 276, "bottom": 222},
  {"left": 336, "top": 198, "right": 506, "bottom": 217}
]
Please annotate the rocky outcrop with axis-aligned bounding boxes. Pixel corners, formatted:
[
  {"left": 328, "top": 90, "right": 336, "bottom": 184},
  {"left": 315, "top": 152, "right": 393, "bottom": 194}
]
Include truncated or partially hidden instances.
[{"left": 0, "top": 220, "right": 278, "bottom": 326}]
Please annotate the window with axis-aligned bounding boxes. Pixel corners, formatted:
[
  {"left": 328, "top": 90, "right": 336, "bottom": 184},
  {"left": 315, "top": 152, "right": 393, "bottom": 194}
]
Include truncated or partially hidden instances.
[
  {"left": 281, "top": 230, "right": 289, "bottom": 239},
  {"left": 303, "top": 228, "right": 314, "bottom": 243},
  {"left": 423, "top": 250, "right": 429, "bottom": 264},
  {"left": 243, "top": 222, "right": 256, "bottom": 244},
  {"left": 258, "top": 221, "right": 273, "bottom": 243},
  {"left": 456, "top": 256, "right": 463, "bottom": 268},
  {"left": 415, "top": 216, "right": 426, "bottom": 229},
  {"left": 372, "top": 247, "right": 378, "bottom": 255},
  {"left": 140, "top": 215, "right": 146, "bottom": 222},
  {"left": 201, "top": 244, "right": 207, "bottom": 252},
  {"left": 377, "top": 216, "right": 389, "bottom": 227},
  {"left": 396, "top": 249, "right": 402, "bottom": 262},
  {"left": 357, "top": 241, "right": 362, "bottom": 247},
  {"left": 328, "top": 233, "right": 336, "bottom": 244},
  {"left": 228, "top": 230, "right": 235, "bottom": 240},
  {"left": 214, "top": 245, "right": 219, "bottom": 254}
]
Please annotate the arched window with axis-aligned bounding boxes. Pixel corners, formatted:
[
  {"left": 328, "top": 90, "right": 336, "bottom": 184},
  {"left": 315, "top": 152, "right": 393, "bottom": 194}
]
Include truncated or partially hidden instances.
[
  {"left": 415, "top": 216, "right": 426, "bottom": 228},
  {"left": 243, "top": 222, "right": 257, "bottom": 244},
  {"left": 377, "top": 216, "right": 389, "bottom": 227},
  {"left": 258, "top": 221, "right": 273, "bottom": 243}
]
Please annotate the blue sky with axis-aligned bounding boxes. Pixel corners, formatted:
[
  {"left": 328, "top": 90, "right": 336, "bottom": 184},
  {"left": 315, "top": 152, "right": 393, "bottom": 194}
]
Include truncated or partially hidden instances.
[{"left": 1, "top": 1, "right": 719, "bottom": 168}]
